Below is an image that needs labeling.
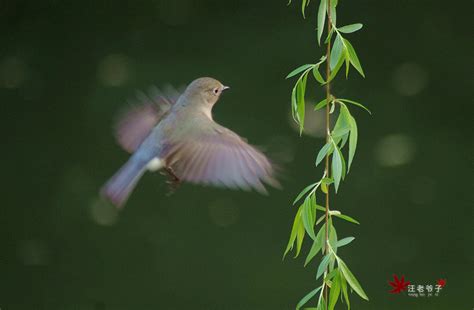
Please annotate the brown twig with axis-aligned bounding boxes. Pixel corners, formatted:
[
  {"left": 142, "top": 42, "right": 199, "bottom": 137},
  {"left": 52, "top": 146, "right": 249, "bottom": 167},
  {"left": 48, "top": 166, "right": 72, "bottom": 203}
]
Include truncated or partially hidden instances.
[{"left": 324, "top": 0, "right": 333, "bottom": 309}]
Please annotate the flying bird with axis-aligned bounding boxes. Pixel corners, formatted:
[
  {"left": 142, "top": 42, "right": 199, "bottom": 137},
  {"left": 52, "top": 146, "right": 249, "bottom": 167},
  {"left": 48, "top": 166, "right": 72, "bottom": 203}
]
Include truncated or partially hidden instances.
[{"left": 101, "top": 77, "right": 278, "bottom": 208}]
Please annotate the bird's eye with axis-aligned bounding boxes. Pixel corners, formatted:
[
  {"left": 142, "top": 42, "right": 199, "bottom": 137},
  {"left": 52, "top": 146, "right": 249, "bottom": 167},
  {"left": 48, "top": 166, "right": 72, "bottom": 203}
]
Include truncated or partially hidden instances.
[{"left": 213, "top": 88, "right": 219, "bottom": 94}]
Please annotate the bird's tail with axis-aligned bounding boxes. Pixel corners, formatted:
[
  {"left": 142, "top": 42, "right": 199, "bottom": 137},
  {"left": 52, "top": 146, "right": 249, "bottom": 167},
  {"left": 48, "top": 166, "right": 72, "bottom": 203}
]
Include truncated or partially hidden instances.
[{"left": 101, "top": 159, "right": 147, "bottom": 208}]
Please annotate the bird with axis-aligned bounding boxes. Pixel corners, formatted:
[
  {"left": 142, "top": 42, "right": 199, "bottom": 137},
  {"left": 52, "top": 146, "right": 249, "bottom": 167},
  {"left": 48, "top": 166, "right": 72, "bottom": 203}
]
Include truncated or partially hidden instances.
[{"left": 101, "top": 77, "right": 278, "bottom": 208}]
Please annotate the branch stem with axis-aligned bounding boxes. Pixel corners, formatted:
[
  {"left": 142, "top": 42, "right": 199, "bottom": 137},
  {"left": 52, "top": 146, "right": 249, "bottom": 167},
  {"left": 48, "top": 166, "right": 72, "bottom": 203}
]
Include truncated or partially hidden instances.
[{"left": 323, "top": 0, "right": 333, "bottom": 309}]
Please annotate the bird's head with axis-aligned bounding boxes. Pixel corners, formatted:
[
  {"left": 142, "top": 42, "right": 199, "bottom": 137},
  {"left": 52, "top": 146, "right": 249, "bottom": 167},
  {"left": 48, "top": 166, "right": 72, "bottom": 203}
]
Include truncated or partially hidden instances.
[{"left": 184, "top": 77, "right": 230, "bottom": 106}]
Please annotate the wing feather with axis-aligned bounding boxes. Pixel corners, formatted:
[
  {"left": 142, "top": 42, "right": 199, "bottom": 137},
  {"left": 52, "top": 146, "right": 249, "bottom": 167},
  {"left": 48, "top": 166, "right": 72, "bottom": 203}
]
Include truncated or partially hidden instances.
[{"left": 166, "top": 126, "right": 277, "bottom": 193}]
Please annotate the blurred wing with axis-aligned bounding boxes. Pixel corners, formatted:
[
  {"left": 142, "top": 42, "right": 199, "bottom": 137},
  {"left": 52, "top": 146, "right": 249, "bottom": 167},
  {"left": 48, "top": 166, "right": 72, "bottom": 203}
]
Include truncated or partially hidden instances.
[
  {"left": 114, "top": 86, "right": 181, "bottom": 153},
  {"left": 166, "top": 126, "right": 279, "bottom": 193}
]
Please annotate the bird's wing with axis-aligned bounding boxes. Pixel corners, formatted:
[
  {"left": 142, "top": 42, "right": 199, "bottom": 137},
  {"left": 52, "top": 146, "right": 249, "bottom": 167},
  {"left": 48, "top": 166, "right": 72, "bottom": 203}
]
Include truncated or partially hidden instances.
[
  {"left": 114, "top": 86, "right": 181, "bottom": 153},
  {"left": 165, "top": 124, "right": 279, "bottom": 193}
]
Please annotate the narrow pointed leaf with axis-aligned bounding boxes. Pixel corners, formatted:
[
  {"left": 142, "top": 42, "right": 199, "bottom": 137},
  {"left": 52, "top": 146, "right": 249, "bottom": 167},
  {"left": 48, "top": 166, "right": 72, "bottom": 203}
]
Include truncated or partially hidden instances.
[
  {"left": 345, "top": 49, "right": 350, "bottom": 78},
  {"left": 304, "top": 224, "right": 326, "bottom": 266},
  {"left": 283, "top": 205, "right": 303, "bottom": 258},
  {"left": 302, "top": 196, "right": 317, "bottom": 240},
  {"left": 296, "top": 286, "right": 322, "bottom": 310},
  {"left": 301, "top": 0, "right": 307, "bottom": 18},
  {"left": 348, "top": 115, "right": 358, "bottom": 171},
  {"left": 295, "top": 216, "right": 305, "bottom": 257},
  {"left": 313, "top": 65, "right": 325, "bottom": 84},
  {"left": 286, "top": 64, "right": 314, "bottom": 79},
  {"left": 338, "top": 23, "right": 363, "bottom": 33},
  {"left": 343, "top": 38, "right": 365, "bottom": 77},
  {"left": 331, "top": 143, "right": 343, "bottom": 192},
  {"left": 336, "top": 236, "right": 355, "bottom": 248},
  {"left": 329, "top": 271, "right": 341, "bottom": 310},
  {"left": 327, "top": 51, "right": 345, "bottom": 82},
  {"left": 316, "top": 142, "right": 332, "bottom": 166},
  {"left": 314, "top": 98, "right": 328, "bottom": 111},
  {"left": 340, "top": 132, "right": 349, "bottom": 148},
  {"left": 334, "top": 213, "right": 360, "bottom": 224},
  {"left": 329, "top": 0, "right": 337, "bottom": 26},
  {"left": 296, "top": 74, "right": 308, "bottom": 135},
  {"left": 317, "top": 0, "right": 327, "bottom": 45},
  {"left": 338, "top": 259, "right": 369, "bottom": 300},
  {"left": 338, "top": 98, "right": 371, "bottom": 114},
  {"left": 340, "top": 273, "right": 351, "bottom": 309},
  {"left": 316, "top": 254, "right": 331, "bottom": 279},
  {"left": 291, "top": 86, "right": 298, "bottom": 122},
  {"left": 293, "top": 182, "right": 317, "bottom": 205},
  {"left": 330, "top": 35, "right": 343, "bottom": 70}
]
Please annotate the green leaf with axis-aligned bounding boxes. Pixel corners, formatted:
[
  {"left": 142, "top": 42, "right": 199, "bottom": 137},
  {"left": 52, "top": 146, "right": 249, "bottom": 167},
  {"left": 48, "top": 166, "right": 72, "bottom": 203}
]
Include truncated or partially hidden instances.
[
  {"left": 317, "top": 0, "right": 327, "bottom": 45},
  {"left": 316, "top": 254, "right": 331, "bottom": 279},
  {"left": 302, "top": 196, "right": 317, "bottom": 240},
  {"left": 296, "top": 73, "right": 308, "bottom": 135},
  {"left": 293, "top": 182, "right": 317, "bottom": 205},
  {"left": 330, "top": 35, "right": 344, "bottom": 70},
  {"left": 304, "top": 224, "right": 326, "bottom": 266},
  {"left": 324, "top": 28, "right": 334, "bottom": 44},
  {"left": 315, "top": 142, "right": 332, "bottom": 166},
  {"left": 316, "top": 296, "right": 326, "bottom": 310},
  {"left": 332, "top": 105, "right": 351, "bottom": 141},
  {"left": 329, "top": 223, "right": 338, "bottom": 251},
  {"left": 321, "top": 177, "right": 333, "bottom": 194},
  {"left": 338, "top": 259, "right": 369, "bottom": 301},
  {"left": 295, "top": 216, "right": 306, "bottom": 257},
  {"left": 301, "top": 0, "right": 307, "bottom": 18},
  {"left": 314, "top": 98, "right": 328, "bottom": 111},
  {"left": 331, "top": 143, "right": 343, "bottom": 192},
  {"left": 315, "top": 204, "right": 326, "bottom": 212},
  {"left": 345, "top": 47, "right": 350, "bottom": 78},
  {"left": 336, "top": 236, "right": 355, "bottom": 248},
  {"left": 341, "top": 274, "right": 351, "bottom": 309},
  {"left": 340, "top": 132, "right": 349, "bottom": 149},
  {"left": 331, "top": 126, "right": 350, "bottom": 139},
  {"left": 286, "top": 64, "right": 314, "bottom": 79},
  {"left": 327, "top": 50, "right": 345, "bottom": 82},
  {"left": 321, "top": 182, "right": 328, "bottom": 194},
  {"left": 324, "top": 267, "right": 339, "bottom": 283},
  {"left": 283, "top": 205, "right": 303, "bottom": 258},
  {"left": 337, "top": 98, "right": 371, "bottom": 114},
  {"left": 348, "top": 114, "right": 358, "bottom": 172},
  {"left": 329, "top": 0, "right": 337, "bottom": 26},
  {"left": 329, "top": 271, "right": 341, "bottom": 310},
  {"left": 339, "top": 145, "right": 347, "bottom": 181},
  {"left": 321, "top": 177, "right": 334, "bottom": 185},
  {"left": 291, "top": 85, "right": 297, "bottom": 123},
  {"left": 313, "top": 65, "right": 325, "bottom": 84},
  {"left": 343, "top": 38, "right": 365, "bottom": 77},
  {"left": 296, "top": 286, "right": 322, "bottom": 310},
  {"left": 334, "top": 213, "right": 360, "bottom": 225},
  {"left": 338, "top": 23, "right": 363, "bottom": 33}
]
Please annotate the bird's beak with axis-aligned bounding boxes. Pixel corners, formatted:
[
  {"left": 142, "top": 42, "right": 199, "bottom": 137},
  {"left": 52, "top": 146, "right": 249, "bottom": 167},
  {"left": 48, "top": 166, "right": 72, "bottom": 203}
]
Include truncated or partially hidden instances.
[{"left": 222, "top": 86, "right": 230, "bottom": 91}]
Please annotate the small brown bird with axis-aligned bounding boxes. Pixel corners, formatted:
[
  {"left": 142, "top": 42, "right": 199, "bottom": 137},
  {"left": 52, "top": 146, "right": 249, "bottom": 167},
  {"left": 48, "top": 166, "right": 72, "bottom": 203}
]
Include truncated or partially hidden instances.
[{"left": 101, "top": 77, "right": 278, "bottom": 208}]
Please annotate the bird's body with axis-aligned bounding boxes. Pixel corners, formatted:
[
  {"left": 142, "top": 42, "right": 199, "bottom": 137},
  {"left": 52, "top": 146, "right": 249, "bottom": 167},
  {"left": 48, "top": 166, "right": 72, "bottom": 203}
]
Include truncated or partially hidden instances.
[{"left": 101, "top": 77, "right": 277, "bottom": 208}]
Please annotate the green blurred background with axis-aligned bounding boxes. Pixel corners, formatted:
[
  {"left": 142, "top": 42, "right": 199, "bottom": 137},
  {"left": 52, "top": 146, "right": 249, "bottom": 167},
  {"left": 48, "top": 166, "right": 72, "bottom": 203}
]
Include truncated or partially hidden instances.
[{"left": 1, "top": 0, "right": 472, "bottom": 309}]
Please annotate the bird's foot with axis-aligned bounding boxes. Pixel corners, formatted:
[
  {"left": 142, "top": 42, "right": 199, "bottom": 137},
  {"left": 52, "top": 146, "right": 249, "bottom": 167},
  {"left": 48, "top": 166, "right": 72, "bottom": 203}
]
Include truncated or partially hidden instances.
[{"left": 163, "top": 167, "right": 181, "bottom": 195}]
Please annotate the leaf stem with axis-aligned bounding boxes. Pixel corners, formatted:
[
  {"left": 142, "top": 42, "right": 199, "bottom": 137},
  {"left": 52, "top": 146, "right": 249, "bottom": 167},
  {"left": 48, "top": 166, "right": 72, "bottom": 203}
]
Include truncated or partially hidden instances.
[{"left": 324, "top": 0, "right": 333, "bottom": 309}]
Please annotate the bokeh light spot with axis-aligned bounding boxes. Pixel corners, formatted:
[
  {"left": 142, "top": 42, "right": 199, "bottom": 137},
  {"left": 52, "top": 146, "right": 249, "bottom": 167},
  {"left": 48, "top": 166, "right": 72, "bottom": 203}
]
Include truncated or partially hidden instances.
[
  {"left": 375, "top": 134, "right": 416, "bottom": 167},
  {"left": 208, "top": 199, "right": 239, "bottom": 228},
  {"left": 288, "top": 105, "right": 328, "bottom": 138},
  {"left": 392, "top": 62, "right": 428, "bottom": 96},
  {"left": 90, "top": 199, "right": 119, "bottom": 226}
]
